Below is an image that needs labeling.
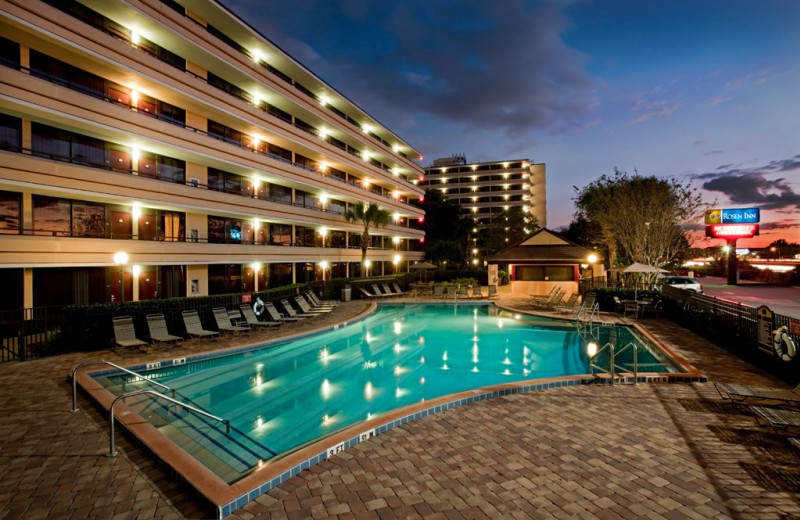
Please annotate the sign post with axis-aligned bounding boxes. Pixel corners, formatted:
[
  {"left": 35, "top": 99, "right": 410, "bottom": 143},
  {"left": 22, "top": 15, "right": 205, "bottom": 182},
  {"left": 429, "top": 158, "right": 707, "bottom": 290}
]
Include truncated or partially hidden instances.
[
  {"left": 756, "top": 306, "right": 774, "bottom": 355},
  {"left": 704, "top": 208, "right": 760, "bottom": 286}
]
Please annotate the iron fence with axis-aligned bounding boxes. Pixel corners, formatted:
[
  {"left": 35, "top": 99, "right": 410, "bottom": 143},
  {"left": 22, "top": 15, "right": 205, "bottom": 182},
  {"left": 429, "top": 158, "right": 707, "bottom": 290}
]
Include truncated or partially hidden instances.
[{"left": 0, "top": 307, "right": 58, "bottom": 361}]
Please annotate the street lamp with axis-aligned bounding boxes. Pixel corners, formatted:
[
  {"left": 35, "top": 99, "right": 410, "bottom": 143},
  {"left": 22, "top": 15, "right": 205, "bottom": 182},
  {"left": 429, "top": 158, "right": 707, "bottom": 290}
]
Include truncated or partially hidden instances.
[{"left": 113, "top": 251, "right": 129, "bottom": 302}]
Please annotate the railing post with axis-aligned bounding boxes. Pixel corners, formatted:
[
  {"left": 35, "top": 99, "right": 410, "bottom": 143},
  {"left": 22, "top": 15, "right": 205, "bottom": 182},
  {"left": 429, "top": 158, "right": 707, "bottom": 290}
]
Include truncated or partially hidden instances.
[
  {"left": 610, "top": 343, "right": 615, "bottom": 385},
  {"left": 633, "top": 344, "right": 638, "bottom": 385}
]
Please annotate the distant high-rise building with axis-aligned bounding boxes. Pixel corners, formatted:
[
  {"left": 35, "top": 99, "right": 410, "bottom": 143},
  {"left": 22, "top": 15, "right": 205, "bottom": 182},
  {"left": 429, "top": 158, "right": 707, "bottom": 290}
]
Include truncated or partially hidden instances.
[
  {"left": 0, "top": 0, "right": 425, "bottom": 310},
  {"left": 418, "top": 158, "right": 546, "bottom": 258}
]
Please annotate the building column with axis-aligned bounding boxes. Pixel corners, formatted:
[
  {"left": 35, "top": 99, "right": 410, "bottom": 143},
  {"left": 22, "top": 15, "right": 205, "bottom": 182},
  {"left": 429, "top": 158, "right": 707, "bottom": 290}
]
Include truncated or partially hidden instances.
[
  {"left": 21, "top": 120, "right": 31, "bottom": 154},
  {"left": 23, "top": 268, "right": 33, "bottom": 309},
  {"left": 22, "top": 192, "right": 32, "bottom": 234}
]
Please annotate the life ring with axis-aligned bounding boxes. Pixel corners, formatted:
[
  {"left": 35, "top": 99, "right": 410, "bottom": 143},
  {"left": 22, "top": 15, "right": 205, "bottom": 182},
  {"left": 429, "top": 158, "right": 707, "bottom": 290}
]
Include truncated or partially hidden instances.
[
  {"left": 773, "top": 326, "right": 796, "bottom": 362},
  {"left": 253, "top": 298, "right": 265, "bottom": 316}
]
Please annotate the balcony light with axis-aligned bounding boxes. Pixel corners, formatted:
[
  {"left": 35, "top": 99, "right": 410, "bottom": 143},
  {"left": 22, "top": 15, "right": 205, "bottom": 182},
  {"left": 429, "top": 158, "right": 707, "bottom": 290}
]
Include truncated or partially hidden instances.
[
  {"left": 252, "top": 50, "right": 262, "bottom": 63},
  {"left": 319, "top": 162, "right": 329, "bottom": 173},
  {"left": 319, "top": 193, "right": 328, "bottom": 205},
  {"left": 522, "top": 184, "right": 529, "bottom": 189},
  {"left": 471, "top": 175, "right": 477, "bottom": 181},
  {"left": 362, "top": 151, "right": 371, "bottom": 161},
  {"left": 393, "top": 190, "right": 400, "bottom": 199},
  {"left": 392, "top": 236, "right": 400, "bottom": 244},
  {"left": 131, "top": 204, "right": 141, "bottom": 219},
  {"left": 393, "top": 212, "right": 400, "bottom": 222},
  {"left": 503, "top": 173, "right": 509, "bottom": 179},
  {"left": 392, "top": 145, "right": 401, "bottom": 153},
  {"left": 319, "top": 95, "right": 330, "bottom": 106},
  {"left": 472, "top": 165, "right": 477, "bottom": 171},
  {"left": 411, "top": 180, "right": 418, "bottom": 185},
  {"left": 319, "top": 129, "right": 328, "bottom": 139},
  {"left": 363, "top": 179, "right": 371, "bottom": 188},
  {"left": 503, "top": 184, "right": 509, "bottom": 190},
  {"left": 440, "top": 168, "right": 447, "bottom": 173},
  {"left": 504, "top": 195, "right": 509, "bottom": 200},
  {"left": 471, "top": 196, "right": 477, "bottom": 202},
  {"left": 441, "top": 178, "right": 447, "bottom": 183},
  {"left": 440, "top": 188, "right": 447, "bottom": 193},
  {"left": 503, "top": 162, "right": 509, "bottom": 168},
  {"left": 392, "top": 168, "right": 400, "bottom": 176},
  {"left": 130, "top": 31, "right": 140, "bottom": 45},
  {"left": 131, "top": 147, "right": 140, "bottom": 162},
  {"left": 130, "top": 90, "right": 139, "bottom": 105},
  {"left": 471, "top": 186, "right": 477, "bottom": 192},
  {"left": 504, "top": 205, "right": 509, "bottom": 210},
  {"left": 472, "top": 207, "right": 478, "bottom": 213}
]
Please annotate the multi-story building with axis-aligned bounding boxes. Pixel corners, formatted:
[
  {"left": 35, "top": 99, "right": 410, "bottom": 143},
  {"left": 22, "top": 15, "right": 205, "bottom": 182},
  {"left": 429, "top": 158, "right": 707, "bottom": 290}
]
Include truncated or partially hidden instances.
[
  {"left": 0, "top": 0, "right": 425, "bottom": 310},
  {"left": 418, "top": 156, "right": 546, "bottom": 260}
]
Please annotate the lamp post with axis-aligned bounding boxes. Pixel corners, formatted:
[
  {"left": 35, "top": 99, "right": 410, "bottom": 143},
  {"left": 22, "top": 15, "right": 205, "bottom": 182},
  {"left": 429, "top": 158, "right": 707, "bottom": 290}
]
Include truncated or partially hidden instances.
[{"left": 113, "top": 251, "right": 129, "bottom": 302}]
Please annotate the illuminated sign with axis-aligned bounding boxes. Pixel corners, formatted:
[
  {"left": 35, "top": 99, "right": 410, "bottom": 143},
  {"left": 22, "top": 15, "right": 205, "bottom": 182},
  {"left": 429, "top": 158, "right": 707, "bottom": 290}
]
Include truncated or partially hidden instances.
[
  {"left": 705, "top": 208, "right": 760, "bottom": 225},
  {"left": 705, "top": 223, "right": 759, "bottom": 239}
]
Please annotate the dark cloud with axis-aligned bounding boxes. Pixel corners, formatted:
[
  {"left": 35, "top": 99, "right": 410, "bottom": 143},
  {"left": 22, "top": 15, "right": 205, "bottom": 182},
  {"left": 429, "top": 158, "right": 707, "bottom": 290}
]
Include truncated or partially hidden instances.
[
  {"left": 691, "top": 155, "right": 800, "bottom": 210},
  {"left": 223, "top": 0, "right": 597, "bottom": 152},
  {"left": 760, "top": 218, "right": 800, "bottom": 231}
]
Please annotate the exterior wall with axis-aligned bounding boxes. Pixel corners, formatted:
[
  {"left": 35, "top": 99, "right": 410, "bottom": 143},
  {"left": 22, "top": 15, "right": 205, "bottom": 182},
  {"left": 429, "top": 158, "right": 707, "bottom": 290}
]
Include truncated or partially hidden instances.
[
  {"left": 0, "top": 0, "right": 426, "bottom": 307},
  {"left": 510, "top": 280, "right": 578, "bottom": 297}
]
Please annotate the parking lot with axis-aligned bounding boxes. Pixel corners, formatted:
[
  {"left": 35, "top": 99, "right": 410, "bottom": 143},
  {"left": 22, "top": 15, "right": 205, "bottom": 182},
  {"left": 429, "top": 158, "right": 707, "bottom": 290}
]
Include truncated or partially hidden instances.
[{"left": 699, "top": 276, "right": 800, "bottom": 319}]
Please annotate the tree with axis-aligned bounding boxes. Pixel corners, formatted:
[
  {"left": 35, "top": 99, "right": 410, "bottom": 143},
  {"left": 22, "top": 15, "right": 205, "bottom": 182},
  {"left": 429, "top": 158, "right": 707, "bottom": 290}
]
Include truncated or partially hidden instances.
[
  {"left": 484, "top": 207, "right": 538, "bottom": 255},
  {"left": 419, "top": 189, "right": 470, "bottom": 265},
  {"left": 344, "top": 202, "right": 390, "bottom": 271},
  {"left": 574, "top": 169, "right": 704, "bottom": 268}
]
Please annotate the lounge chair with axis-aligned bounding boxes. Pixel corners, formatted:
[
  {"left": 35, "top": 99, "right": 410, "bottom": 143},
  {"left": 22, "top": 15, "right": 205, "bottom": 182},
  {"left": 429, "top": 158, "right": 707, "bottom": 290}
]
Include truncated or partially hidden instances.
[
  {"left": 433, "top": 285, "right": 445, "bottom": 298},
  {"left": 392, "top": 282, "right": 409, "bottom": 296},
  {"left": 529, "top": 287, "right": 557, "bottom": 303},
  {"left": 715, "top": 382, "right": 800, "bottom": 405},
  {"left": 371, "top": 284, "right": 392, "bottom": 298},
  {"left": 574, "top": 294, "right": 597, "bottom": 319},
  {"left": 239, "top": 304, "right": 280, "bottom": 329},
  {"left": 181, "top": 310, "right": 219, "bottom": 340},
  {"left": 112, "top": 316, "right": 149, "bottom": 352},
  {"left": 212, "top": 307, "right": 250, "bottom": 334},
  {"left": 556, "top": 293, "right": 580, "bottom": 313},
  {"left": 458, "top": 285, "right": 470, "bottom": 299},
  {"left": 294, "top": 295, "right": 331, "bottom": 315},
  {"left": 306, "top": 291, "right": 337, "bottom": 307},
  {"left": 263, "top": 301, "right": 303, "bottom": 322},
  {"left": 529, "top": 288, "right": 564, "bottom": 310},
  {"left": 145, "top": 313, "right": 183, "bottom": 346},
  {"left": 382, "top": 283, "right": 396, "bottom": 296},
  {"left": 279, "top": 299, "right": 309, "bottom": 320},
  {"left": 487, "top": 285, "right": 498, "bottom": 299},
  {"left": 359, "top": 287, "right": 377, "bottom": 299},
  {"left": 471, "top": 285, "right": 484, "bottom": 299},
  {"left": 752, "top": 406, "right": 800, "bottom": 432}
]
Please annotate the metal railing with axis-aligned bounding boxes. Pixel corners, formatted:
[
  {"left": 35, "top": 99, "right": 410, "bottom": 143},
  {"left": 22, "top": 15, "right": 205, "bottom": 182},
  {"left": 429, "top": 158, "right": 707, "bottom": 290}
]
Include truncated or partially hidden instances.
[
  {"left": 0, "top": 307, "right": 54, "bottom": 362},
  {"left": 588, "top": 341, "right": 639, "bottom": 385},
  {"left": 108, "top": 389, "right": 229, "bottom": 457},
  {"left": 70, "top": 360, "right": 174, "bottom": 413}
]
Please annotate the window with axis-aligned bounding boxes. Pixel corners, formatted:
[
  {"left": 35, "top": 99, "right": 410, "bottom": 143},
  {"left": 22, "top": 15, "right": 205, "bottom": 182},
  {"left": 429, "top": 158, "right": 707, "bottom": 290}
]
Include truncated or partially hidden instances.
[
  {"left": 515, "top": 266, "right": 574, "bottom": 282},
  {"left": 294, "top": 226, "right": 315, "bottom": 247},
  {"left": 0, "top": 36, "right": 19, "bottom": 69},
  {"left": 31, "top": 123, "right": 71, "bottom": 161},
  {"left": 0, "top": 190, "right": 21, "bottom": 235},
  {"left": 0, "top": 113, "right": 21, "bottom": 152},
  {"left": 71, "top": 201, "right": 105, "bottom": 238},
  {"left": 208, "top": 216, "right": 242, "bottom": 243},
  {"left": 267, "top": 183, "right": 291, "bottom": 204},
  {"left": 269, "top": 224, "right": 292, "bottom": 246},
  {"left": 33, "top": 196, "right": 71, "bottom": 236}
]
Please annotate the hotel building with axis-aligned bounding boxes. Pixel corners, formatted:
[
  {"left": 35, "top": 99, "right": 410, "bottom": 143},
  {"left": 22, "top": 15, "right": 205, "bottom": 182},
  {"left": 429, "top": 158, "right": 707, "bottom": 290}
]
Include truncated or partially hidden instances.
[
  {"left": 418, "top": 156, "right": 546, "bottom": 257},
  {"left": 0, "top": 0, "right": 426, "bottom": 311}
]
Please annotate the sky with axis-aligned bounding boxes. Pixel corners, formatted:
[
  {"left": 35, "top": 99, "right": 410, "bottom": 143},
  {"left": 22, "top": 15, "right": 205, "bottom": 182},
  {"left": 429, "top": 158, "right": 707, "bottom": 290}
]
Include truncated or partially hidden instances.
[{"left": 224, "top": 0, "right": 800, "bottom": 249}]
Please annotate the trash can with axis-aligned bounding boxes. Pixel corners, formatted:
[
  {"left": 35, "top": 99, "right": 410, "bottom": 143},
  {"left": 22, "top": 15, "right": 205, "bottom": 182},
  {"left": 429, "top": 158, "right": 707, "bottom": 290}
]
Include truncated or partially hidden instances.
[{"left": 341, "top": 284, "right": 351, "bottom": 302}]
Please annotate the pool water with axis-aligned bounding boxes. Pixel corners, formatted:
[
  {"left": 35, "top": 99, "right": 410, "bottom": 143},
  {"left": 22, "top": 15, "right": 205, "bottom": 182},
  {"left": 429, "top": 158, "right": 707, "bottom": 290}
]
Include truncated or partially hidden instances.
[{"left": 95, "top": 303, "right": 680, "bottom": 483}]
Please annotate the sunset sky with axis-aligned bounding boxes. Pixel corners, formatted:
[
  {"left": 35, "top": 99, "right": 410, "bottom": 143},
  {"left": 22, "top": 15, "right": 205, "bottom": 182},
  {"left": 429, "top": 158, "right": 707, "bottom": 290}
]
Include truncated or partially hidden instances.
[{"left": 225, "top": 0, "right": 800, "bottom": 249}]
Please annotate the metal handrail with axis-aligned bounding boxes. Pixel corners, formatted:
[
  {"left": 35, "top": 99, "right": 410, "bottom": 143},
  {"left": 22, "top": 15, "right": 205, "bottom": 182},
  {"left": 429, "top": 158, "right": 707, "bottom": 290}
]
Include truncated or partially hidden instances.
[
  {"left": 108, "top": 389, "right": 230, "bottom": 457},
  {"left": 588, "top": 341, "right": 639, "bottom": 385},
  {"left": 70, "top": 360, "right": 174, "bottom": 413}
]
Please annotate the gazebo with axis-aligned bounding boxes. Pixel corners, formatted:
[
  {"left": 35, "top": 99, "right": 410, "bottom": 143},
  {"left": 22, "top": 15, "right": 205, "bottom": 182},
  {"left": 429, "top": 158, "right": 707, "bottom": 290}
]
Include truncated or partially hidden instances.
[{"left": 487, "top": 229, "right": 603, "bottom": 297}]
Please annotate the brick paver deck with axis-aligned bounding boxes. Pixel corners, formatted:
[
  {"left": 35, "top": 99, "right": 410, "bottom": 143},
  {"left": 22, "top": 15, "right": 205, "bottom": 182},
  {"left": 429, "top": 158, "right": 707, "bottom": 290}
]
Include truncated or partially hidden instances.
[{"left": 1, "top": 296, "right": 798, "bottom": 520}]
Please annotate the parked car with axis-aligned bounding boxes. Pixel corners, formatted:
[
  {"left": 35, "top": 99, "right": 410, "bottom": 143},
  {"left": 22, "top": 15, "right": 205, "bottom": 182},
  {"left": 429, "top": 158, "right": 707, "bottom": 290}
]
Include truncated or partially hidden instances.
[{"left": 659, "top": 276, "right": 703, "bottom": 293}]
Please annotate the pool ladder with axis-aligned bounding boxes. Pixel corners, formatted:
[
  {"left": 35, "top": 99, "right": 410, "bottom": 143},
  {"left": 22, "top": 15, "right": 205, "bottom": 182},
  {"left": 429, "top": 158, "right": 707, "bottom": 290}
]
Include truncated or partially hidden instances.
[
  {"left": 70, "top": 360, "right": 230, "bottom": 457},
  {"left": 588, "top": 341, "right": 640, "bottom": 385}
]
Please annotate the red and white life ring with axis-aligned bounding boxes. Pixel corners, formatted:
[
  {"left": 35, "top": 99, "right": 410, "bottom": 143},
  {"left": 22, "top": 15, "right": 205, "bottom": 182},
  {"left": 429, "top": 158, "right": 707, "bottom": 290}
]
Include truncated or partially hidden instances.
[{"left": 773, "top": 326, "right": 796, "bottom": 362}]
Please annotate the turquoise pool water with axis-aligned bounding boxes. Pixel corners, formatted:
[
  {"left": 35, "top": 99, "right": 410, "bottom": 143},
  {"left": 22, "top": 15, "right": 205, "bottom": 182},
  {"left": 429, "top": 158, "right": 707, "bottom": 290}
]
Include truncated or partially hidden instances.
[{"left": 94, "top": 303, "right": 680, "bottom": 483}]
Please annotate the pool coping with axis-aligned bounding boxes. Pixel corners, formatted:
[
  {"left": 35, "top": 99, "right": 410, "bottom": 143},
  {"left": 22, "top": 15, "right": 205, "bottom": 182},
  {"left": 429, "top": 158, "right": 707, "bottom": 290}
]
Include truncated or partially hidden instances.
[{"left": 74, "top": 303, "right": 706, "bottom": 519}]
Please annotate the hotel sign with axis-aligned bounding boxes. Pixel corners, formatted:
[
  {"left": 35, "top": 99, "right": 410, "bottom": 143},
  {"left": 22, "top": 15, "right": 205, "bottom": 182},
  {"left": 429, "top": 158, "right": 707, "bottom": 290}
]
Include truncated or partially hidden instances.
[
  {"left": 706, "top": 224, "right": 759, "bottom": 239},
  {"left": 704, "top": 208, "right": 760, "bottom": 225}
]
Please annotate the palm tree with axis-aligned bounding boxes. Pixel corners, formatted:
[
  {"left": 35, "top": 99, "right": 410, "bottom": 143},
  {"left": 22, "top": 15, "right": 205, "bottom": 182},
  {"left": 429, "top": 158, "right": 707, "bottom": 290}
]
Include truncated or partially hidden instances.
[{"left": 345, "top": 202, "right": 391, "bottom": 274}]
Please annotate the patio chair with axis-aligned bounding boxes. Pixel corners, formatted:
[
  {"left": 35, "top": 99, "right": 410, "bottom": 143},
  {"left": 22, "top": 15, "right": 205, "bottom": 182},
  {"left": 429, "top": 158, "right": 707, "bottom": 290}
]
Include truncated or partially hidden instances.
[
  {"left": 112, "top": 316, "right": 149, "bottom": 352},
  {"left": 613, "top": 296, "right": 625, "bottom": 314},
  {"left": 263, "top": 301, "right": 303, "bottom": 322},
  {"left": 623, "top": 301, "right": 639, "bottom": 319},
  {"left": 145, "top": 313, "right": 183, "bottom": 346},
  {"left": 487, "top": 285, "right": 498, "bottom": 299},
  {"left": 295, "top": 295, "right": 331, "bottom": 315},
  {"left": 212, "top": 307, "right": 250, "bottom": 334},
  {"left": 752, "top": 406, "right": 800, "bottom": 432},
  {"left": 279, "top": 299, "right": 309, "bottom": 320},
  {"left": 715, "top": 381, "right": 800, "bottom": 405},
  {"left": 640, "top": 300, "right": 662, "bottom": 319},
  {"left": 239, "top": 304, "right": 281, "bottom": 329},
  {"left": 181, "top": 310, "right": 219, "bottom": 340}
]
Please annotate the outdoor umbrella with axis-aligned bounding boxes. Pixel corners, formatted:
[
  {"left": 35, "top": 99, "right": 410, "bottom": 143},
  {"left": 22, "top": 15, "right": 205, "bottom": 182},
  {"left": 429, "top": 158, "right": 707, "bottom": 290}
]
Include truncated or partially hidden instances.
[
  {"left": 622, "top": 263, "right": 668, "bottom": 299},
  {"left": 410, "top": 261, "right": 437, "bottom": 282}
]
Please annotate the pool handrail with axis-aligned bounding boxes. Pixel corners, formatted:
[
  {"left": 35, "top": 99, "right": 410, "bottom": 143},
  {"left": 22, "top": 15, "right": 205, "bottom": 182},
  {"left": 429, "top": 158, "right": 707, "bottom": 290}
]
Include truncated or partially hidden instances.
[
  {"left": 588, "top": 341, "right": 639, "bottom": 385},
  {"left": 108, "top": 389, "right": 230, "bottom": 457},
  {"left": 70, "top": 360, "right": 174, "bottom": 413}
]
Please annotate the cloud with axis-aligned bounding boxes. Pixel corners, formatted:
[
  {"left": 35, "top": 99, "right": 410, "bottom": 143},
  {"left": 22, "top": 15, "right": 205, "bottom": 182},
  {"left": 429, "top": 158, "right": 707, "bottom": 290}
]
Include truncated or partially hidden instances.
[
  {"left": 223, "top": 0, "right": 598, "bottom": 150},
  {"left": 692, "top": 154, "right": 800, "bottom": 210},
  {"left": 704, "top": 150, "right": 723, "bottom": 156},
  {"left": 694, "top": 140, "right": 707, "bottom": 146},
  {"left": 629, "top": 95, "right": 679, "bottom": 123},
  {"left": 703, "top": 95, "right": 732, "bottom": 106}
]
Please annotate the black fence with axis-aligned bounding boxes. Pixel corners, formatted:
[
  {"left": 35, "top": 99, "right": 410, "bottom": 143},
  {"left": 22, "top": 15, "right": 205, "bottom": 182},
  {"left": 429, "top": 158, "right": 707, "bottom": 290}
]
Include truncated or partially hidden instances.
[
  {"left": 0, "top": 307, "right": 57, "bottom": 361},
  {"left": 581, "top": 280, "right": 800, "bottom": 384}
]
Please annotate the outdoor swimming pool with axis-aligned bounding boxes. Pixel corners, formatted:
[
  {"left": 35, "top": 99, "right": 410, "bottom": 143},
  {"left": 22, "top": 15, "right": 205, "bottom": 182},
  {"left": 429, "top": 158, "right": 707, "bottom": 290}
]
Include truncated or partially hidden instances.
[{"left": 92, "top": 303, "right": 682, "bottom": 487}]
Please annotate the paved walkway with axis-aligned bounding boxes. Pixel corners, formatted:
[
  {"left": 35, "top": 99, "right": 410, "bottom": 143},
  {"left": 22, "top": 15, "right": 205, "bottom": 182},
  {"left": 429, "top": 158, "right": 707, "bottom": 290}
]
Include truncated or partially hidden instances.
[{"left": 1, "top": 295, "right": 798, "bottom": 520}]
